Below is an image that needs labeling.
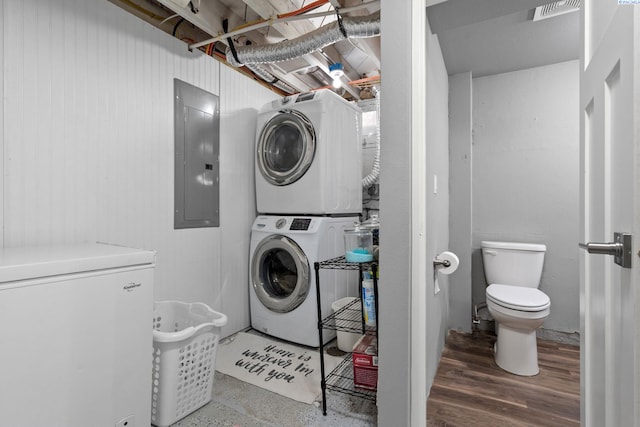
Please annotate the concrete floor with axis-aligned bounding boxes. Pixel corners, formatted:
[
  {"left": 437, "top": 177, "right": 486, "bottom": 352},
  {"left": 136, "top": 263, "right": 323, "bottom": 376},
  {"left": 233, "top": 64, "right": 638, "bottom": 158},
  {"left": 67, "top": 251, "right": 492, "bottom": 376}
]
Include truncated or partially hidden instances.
[{"left": 172, "top": 340, "right": 378, "bottom": 427}]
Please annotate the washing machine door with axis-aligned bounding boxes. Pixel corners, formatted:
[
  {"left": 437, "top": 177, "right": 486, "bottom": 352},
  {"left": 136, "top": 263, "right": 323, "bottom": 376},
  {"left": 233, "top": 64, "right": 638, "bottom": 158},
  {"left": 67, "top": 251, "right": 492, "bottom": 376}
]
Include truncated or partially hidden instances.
[
  {"left": 257, "top": 109, "right": 316, "bottom": 186},
  {"left": 251, "top": 234, "right": 310, "bottom": 313}
]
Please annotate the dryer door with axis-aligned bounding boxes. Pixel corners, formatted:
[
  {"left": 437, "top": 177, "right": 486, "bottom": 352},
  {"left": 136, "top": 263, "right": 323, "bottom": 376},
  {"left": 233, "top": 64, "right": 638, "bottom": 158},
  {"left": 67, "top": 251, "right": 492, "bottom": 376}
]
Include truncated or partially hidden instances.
[
  {"left": 251, "top": 234, "right": 310, "bottom": 313},
  {"left": 256, "top": 109, "right": 316, "bottom": 186}
]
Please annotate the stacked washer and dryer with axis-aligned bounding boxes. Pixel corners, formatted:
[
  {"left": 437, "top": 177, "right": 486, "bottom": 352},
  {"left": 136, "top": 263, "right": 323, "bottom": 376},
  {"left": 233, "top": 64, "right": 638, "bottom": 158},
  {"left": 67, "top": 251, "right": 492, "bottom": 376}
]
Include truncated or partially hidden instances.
[{"left": 249, "top": 89, "right": 363, "bottom": 347}]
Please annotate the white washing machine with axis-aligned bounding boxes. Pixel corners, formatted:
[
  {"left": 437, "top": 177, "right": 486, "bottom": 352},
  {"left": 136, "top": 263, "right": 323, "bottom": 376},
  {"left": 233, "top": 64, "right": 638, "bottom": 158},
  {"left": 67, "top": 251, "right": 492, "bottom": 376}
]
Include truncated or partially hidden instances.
[
  {"left": 249, "top": 215, "right": 359, "bottom": 347},
  {"left": 255, "top": 89, "right": 362, "bottom": 215}
]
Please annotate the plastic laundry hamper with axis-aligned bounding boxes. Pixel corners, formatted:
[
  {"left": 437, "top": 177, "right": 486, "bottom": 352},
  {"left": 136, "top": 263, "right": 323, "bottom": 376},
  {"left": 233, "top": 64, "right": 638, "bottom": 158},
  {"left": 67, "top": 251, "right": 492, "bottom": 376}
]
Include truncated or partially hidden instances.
[{"left": 151, "top": 301, "right": 227, "bottom": 427}]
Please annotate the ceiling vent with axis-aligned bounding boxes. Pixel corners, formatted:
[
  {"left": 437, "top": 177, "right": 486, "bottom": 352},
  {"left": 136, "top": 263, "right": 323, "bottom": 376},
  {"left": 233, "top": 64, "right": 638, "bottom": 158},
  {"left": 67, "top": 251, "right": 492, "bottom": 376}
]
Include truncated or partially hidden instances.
[{"left": 532, "top": 0, "right": 580, "bottom": 21}]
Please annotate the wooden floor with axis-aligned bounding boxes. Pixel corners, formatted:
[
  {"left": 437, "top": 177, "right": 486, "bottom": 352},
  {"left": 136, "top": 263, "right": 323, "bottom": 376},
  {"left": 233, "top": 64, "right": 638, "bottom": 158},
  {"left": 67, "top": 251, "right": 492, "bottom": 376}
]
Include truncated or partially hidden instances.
[{"left": 427, "top": 331, "right": 580, "bottom": 427}]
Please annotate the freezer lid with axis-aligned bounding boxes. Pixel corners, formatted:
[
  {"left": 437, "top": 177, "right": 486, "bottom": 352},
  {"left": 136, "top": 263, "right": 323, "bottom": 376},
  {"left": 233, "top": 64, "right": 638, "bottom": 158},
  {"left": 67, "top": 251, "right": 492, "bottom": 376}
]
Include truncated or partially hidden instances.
[{"left": 0, "top": 243, "right": 156, "bottom": 284}]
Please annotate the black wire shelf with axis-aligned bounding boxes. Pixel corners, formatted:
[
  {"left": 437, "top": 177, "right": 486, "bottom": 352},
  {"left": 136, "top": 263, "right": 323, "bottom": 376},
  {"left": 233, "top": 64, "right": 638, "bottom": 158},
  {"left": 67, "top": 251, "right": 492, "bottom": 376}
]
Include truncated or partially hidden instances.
[
  {"left": 320, "top": 297, "right": 376, "bottom": 335},
  {"left": 315, "top": 255, "right": 377, "bottom": 271},
  {"left": 325, "top": 356, "right": 377, "bottom": 402},
  {"left": 315, "top": 256, "right": 378, "bottom": 414}
]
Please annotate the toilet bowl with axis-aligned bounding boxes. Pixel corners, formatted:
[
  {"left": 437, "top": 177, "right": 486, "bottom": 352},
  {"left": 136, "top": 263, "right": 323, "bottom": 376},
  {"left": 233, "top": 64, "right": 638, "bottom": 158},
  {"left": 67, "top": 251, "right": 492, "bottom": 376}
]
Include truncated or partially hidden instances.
[
  {"left": 486, "top": 284, "right": 550, "bottom": 376},
  {"left": 481, "top": 241, "right": 550, "bottom": 376}
]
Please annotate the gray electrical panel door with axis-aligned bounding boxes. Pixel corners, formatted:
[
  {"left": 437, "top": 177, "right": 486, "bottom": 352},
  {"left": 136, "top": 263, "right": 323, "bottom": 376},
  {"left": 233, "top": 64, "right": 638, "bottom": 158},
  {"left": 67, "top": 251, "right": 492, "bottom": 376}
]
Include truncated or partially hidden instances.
[{"left": 174, "top": 79, "right": 220, "bottom": 229}]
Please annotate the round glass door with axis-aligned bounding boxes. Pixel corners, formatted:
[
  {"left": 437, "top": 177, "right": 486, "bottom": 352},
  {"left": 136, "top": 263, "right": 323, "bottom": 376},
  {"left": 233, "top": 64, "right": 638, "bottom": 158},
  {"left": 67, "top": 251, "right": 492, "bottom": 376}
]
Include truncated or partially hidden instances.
[
  {"left": 257, "top": 109, "right": 316, "bottom": 186},
  {"left": 251, "top": 234, "right": 310, "bottom": 313}
]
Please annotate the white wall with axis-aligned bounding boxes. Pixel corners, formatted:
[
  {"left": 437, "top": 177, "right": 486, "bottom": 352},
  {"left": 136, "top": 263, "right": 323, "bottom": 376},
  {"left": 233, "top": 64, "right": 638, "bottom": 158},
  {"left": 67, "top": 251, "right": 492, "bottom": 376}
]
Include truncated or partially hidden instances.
[
  {"left": 448, "top": 72, "right": 473, "bottom": 333},
  {"left": 424, "top": 28, "right": 450, "bottom": 386},
  {"left": 0, "top": 0, "right": 277, "bottom": 337},
  {"left": 471, "top": 60, "right": 580, "bottom": 334}
]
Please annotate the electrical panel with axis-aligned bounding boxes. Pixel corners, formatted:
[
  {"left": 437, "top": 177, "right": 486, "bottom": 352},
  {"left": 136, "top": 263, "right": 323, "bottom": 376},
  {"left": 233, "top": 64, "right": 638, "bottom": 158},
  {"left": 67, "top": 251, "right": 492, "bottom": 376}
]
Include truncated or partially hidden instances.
[{"left": 174, "top": 79, "right": 220, "bottom": 229}]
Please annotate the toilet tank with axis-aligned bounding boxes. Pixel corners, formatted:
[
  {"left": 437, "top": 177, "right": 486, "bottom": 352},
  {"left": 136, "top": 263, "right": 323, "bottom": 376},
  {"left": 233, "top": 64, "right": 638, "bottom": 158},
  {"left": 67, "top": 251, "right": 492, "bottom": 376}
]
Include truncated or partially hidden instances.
[{"left": 481, "top": 241, "right": 546, "bottom": 288}]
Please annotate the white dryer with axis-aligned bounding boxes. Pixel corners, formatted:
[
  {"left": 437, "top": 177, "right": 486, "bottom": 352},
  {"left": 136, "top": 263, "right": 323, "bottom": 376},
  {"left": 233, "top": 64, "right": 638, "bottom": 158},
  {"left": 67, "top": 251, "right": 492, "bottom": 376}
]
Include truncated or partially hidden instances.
[
  {"left": 255, "top": 89, "right": 362, "bottom": 215},
  {"left": 249, "top": 215, "right": 359, "bottom": 347}
]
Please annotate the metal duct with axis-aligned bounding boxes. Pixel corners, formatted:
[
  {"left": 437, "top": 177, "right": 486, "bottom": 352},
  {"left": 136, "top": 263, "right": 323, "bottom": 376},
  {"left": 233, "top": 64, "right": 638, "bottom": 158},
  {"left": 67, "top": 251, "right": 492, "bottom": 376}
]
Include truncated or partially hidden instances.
[
  {"left": 362, "top": 97, "right": 380, "bottom": 189},
  {"left": 225, "top": 11, "right": 380, "bottom": 67},
  {"left": 245, "top": 64, "right": 297, "bottom": 94}
]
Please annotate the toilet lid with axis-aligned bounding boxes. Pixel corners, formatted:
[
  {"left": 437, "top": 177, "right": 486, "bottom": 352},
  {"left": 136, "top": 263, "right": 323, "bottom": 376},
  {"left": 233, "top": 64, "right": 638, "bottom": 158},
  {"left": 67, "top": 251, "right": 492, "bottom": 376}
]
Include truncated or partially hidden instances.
[{"left": 486, "top": 284, "right": 550, "bottom": 312}]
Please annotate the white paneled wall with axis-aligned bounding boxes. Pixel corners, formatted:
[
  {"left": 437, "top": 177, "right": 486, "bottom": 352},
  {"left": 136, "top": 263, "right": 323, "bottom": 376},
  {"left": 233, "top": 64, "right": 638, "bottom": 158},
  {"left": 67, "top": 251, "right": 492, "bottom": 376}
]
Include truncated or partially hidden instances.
[
  {"left": 219, "top": 68, "right": 275, "bottom": 334},
  {"left": 1, "top": 0, "right": 277, "bottom": 337}
]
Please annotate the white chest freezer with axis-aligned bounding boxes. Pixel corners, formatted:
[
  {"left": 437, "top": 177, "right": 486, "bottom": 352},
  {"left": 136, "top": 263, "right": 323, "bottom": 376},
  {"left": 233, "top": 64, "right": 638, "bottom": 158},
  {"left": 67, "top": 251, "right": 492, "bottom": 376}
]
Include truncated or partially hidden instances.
[{"left": 0, "top": 243, "right": 156, "bottom": 427}]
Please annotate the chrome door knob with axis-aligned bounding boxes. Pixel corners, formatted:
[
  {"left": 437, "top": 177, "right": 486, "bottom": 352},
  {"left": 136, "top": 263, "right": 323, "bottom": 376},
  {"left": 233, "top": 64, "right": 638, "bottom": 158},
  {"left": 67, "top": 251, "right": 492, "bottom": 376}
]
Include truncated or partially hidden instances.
[
  {"left": 579, "top": 232, "right": 632, "bottom": 268},
  {"left": 579, "top": 241, "right": 623, "bottom": 256}
]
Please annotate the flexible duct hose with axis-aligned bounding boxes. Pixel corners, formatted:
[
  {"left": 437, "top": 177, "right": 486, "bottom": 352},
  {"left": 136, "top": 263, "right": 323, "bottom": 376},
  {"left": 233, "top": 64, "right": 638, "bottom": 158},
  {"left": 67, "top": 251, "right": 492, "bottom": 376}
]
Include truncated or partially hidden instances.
[
  {"left": 225, "top": 11, "right": 380, "bottom": 67},
  {"left": 222, "top": 17, "right": 297, "bottom": 95},
  {"left": 362, "top": 97, "right": 380, "bottom": 188}
]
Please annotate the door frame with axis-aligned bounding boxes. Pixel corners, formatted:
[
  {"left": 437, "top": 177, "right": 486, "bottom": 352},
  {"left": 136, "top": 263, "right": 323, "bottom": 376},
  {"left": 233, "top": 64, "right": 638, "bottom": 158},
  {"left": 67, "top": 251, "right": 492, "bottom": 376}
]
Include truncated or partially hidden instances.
[
  {"left": 410, "top": 0, "right": 429, "bottom": 425},
  {"left": 378, "top": 0, "right": 428, "bottom": 425}
]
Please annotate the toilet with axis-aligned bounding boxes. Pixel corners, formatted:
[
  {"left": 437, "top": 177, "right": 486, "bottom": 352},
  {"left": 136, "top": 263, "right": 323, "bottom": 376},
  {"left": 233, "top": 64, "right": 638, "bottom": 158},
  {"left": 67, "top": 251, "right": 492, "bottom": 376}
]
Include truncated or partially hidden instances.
[{"left": 481, "top": 240, "right": 550, "bottom": 376}]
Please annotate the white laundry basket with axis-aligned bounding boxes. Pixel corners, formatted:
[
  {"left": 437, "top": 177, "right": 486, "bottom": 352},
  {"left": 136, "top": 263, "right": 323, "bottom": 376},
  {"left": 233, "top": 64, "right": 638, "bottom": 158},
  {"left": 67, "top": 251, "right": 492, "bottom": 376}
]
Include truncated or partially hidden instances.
[{"left": 151, "top": 301, "right": 228, "bottom": 427}]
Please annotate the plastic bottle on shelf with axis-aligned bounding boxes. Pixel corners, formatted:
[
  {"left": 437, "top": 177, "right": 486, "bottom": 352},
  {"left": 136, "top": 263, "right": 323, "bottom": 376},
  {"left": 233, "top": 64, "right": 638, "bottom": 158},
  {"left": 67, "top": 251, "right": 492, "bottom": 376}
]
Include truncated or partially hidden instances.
[{"left": 362, "top": 270, "right": 376, "bottom": 327}]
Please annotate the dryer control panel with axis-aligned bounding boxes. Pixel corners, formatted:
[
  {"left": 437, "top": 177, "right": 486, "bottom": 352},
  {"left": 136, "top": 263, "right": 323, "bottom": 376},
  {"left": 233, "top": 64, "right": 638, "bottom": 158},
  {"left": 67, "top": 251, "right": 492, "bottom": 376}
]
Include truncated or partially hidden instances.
[{"left": 289, "top": 218, "right": 312, "bottom": 231}]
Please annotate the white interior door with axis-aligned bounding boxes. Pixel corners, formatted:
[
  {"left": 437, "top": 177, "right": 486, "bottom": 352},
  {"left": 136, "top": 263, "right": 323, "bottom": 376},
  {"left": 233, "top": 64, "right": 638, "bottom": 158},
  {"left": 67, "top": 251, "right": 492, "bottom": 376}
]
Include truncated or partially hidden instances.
[{"left": 580, "top": 2, "right": 639, "bottom": 426}]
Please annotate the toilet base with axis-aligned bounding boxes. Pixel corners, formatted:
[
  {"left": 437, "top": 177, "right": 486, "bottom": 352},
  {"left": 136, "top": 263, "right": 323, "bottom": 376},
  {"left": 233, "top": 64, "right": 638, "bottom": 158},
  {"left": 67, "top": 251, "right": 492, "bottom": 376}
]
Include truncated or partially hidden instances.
[{"left": 494, "top": 323, "right": 540, "bottom": 376}]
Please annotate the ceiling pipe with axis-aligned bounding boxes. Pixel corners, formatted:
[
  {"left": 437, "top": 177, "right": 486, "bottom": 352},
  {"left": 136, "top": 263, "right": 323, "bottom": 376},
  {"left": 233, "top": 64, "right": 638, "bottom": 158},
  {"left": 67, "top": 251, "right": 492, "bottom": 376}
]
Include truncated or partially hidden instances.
[
  {"left": 221, "top": 10, "right": 379, "bottom": 100},
  {"left": 187, "top": 2, "right": 379, "bottom": 97},
  {"left": 222, "top": 11, "right": 380, "bottom": 67},
  {"left": 188, "top": 1, "right": 380, "bottom": 50}
]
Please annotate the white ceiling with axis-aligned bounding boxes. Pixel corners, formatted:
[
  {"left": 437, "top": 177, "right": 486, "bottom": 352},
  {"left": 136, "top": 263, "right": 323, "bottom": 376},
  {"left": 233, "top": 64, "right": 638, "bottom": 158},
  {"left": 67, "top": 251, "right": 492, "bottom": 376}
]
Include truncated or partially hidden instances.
[{"left": 427, "top": 0, "right": 580, "bottom": 77}]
